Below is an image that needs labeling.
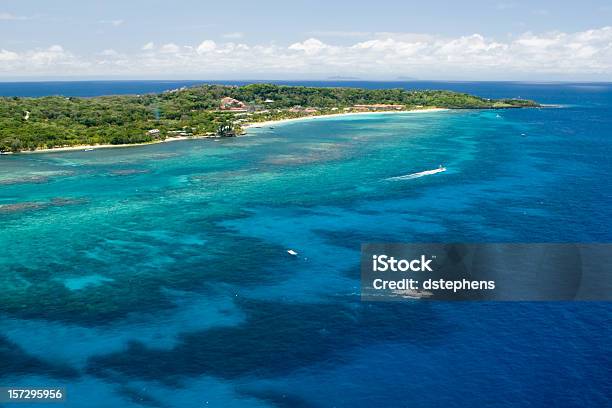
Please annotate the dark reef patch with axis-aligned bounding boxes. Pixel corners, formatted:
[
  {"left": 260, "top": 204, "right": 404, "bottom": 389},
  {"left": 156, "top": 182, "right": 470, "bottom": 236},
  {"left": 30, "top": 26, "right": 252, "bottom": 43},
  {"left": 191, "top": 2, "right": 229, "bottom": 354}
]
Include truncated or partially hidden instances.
[
  {"left": 243, "top": 389, "right": 317, "bottom": 408},
  {"left": 0, "top": 197, "right": 87, "bottom": 215},
  {"left": 0, "top": 175, "right": 50, "bottom": 185},
  {"left": 85, "top": 299, "right": 450, "bottom": 382},
  {"left": 117, "top": 385, "right": 165, "bottom": 408},
  {"left": 0, "top": 335, "right": 79, "bottom": 379},
  {"left": 0, "top": 201, "right": 47, "bottom": 214}
]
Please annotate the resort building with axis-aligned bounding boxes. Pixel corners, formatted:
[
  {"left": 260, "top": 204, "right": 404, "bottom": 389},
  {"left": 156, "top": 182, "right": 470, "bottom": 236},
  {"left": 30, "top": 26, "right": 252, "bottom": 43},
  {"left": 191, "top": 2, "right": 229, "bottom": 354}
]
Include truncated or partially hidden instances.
[{"left": 219, "top": 97, "right": 248, "bottom": 111}]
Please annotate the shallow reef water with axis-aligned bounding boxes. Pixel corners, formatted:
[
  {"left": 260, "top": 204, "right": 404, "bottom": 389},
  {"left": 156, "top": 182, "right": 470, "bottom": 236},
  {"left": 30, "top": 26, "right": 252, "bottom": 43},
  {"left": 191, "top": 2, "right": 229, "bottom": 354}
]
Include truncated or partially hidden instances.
[{"left": 1, "top": 82, "right": 611, "bottom": 407}]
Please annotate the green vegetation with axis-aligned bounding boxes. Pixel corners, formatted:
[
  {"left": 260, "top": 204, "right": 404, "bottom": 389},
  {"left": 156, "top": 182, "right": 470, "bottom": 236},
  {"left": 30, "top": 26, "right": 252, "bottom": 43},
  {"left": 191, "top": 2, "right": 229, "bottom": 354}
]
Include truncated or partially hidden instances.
[{"left": 0, "top": 84, "right": 538, "bottom": 152}]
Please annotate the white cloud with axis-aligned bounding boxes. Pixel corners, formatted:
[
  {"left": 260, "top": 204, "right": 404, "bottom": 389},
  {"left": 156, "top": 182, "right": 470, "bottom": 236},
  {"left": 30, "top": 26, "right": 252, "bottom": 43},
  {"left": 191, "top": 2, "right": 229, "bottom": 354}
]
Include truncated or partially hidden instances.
[
  {"left": 160, "top": 43, "right": 180, "bottom": 53},
  {"left": 1, "top": 27, "right": 611, "bottom": 79},
  {"left": 352, "top": 38, "right": 426, "bottom": 56},
  {"left": 27, "top": 45, "right": 71, "bottom": 65},
  {"left": 0, "top": 49, "right": 19, "bottom": 61},
  {"left": 289, "top": 38, "right": 329, "bottom": 54},
  {"left": 196, "top": 40, "right": 216, "bottom": 54},
  {"left": 0, "top": 45, "right": 90, "bottom": 73}
]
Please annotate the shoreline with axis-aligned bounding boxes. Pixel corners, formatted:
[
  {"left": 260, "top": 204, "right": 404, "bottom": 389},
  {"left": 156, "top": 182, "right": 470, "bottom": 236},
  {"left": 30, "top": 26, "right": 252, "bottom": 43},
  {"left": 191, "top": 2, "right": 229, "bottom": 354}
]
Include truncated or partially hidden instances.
[
  {"left": 2, "top": 108, "right": 449, "bottom": 155},
  {"left": 0, "top": 135, "right": 217, "bottom": 155},
  {"left": 242, "top": 108, "right": 449, "bottom": 131}
]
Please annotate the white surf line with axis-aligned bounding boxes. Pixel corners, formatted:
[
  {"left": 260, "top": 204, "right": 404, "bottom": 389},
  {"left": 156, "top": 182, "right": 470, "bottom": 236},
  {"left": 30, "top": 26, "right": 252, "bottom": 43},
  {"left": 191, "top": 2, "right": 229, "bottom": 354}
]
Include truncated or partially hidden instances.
[{"left": 385, "top": 166, "right": 447, "bottom": 181}]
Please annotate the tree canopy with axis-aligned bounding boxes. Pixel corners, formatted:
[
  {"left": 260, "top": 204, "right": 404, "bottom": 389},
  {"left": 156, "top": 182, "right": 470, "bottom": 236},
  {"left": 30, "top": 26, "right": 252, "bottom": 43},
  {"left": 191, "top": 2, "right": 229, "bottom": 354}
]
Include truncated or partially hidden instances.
[{"left": 0, "top": 84, "right": 538, "bottom": 152}]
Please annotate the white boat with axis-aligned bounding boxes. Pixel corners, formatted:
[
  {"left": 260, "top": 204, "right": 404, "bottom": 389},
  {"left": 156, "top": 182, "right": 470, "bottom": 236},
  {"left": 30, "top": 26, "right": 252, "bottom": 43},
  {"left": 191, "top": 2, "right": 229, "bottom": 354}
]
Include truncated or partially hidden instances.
[
  {"left": 84, "top": 148, "right": 95, "bottom": 151},
  {"left": 386, "top": 165, "right": 446, "bottom": 181},
  {"left": 287, "top": 249, "right": 298, "bottom": 256}
]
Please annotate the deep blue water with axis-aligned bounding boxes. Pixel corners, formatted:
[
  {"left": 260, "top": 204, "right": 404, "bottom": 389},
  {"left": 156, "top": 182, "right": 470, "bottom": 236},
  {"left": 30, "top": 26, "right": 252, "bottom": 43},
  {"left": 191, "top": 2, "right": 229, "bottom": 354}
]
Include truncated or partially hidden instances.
[
  {"left": 1, "top": 79, "right": 610, "bottom": 102},
  {"left": 0, "top": 81, "right": 611, "bottom": 407}
]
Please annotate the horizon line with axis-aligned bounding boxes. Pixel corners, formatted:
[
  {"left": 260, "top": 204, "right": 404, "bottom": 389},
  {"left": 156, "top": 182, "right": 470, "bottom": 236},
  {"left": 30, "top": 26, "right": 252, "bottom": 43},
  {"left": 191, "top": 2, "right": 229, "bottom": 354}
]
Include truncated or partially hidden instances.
[{"left": 1, "top": 78, "right": 611, "bottom": 84}]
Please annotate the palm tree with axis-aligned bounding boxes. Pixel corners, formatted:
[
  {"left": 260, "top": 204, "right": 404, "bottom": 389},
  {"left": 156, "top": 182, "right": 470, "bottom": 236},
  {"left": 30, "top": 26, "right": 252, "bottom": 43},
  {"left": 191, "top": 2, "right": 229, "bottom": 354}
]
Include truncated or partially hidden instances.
[{"left": 216, "top": 121, "right": 236, "bottom": 137}]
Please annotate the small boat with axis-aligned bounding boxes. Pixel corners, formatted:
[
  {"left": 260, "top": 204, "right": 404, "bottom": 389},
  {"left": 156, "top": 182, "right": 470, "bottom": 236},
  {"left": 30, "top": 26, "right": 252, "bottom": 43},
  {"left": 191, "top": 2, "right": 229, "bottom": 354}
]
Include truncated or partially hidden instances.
[
  {"left": 84, "top": 148, "right": 95, "bottom": 151},
  {"left": 385, "top": 165, "right": 446, "bottom": 181},
  {"left": 287, "top": 249, "right": 298, "bottom": 256}
]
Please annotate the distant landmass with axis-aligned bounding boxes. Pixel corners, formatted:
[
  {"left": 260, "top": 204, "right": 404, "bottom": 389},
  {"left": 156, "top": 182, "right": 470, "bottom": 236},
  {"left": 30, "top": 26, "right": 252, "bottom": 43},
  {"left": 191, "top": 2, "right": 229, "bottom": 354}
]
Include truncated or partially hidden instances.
[{"left": 0, "top": 83, "right": 538, "bottom": 152}]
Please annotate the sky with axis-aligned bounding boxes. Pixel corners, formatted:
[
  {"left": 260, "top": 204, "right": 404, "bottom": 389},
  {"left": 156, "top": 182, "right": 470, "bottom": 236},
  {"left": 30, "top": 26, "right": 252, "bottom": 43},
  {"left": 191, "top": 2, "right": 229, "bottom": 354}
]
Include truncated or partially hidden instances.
[{"left": 1, "top": 0, "right": 611, "bottom": 80}]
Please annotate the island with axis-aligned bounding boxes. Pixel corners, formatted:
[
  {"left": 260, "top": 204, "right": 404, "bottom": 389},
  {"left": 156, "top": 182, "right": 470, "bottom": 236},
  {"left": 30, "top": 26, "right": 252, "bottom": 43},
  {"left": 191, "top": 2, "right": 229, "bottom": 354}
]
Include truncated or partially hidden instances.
[{"left": 0, "top": 84, "right": 538, "bottom": 153}]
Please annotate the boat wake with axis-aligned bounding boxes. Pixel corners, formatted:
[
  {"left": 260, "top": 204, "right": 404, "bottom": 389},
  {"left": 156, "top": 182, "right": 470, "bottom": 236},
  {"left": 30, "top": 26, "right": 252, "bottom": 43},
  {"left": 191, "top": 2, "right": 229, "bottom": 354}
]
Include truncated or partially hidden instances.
[{"left": 385, "top": 166, "right": 446, "bottom": 181}]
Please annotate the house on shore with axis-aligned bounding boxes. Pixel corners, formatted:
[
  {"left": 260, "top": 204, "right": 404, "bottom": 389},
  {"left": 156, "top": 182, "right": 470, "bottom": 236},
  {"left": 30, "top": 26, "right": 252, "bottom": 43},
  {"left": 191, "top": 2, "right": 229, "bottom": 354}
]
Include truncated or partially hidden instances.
[{"left": 219, "top": 97, "right": 248, "bottom": 111}]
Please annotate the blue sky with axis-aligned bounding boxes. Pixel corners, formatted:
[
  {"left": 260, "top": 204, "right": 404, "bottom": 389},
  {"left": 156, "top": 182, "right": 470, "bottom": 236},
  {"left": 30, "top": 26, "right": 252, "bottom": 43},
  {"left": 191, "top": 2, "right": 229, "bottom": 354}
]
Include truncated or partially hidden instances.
[{"left": 1, "top": 0, "right": 611, "bottom": 80}]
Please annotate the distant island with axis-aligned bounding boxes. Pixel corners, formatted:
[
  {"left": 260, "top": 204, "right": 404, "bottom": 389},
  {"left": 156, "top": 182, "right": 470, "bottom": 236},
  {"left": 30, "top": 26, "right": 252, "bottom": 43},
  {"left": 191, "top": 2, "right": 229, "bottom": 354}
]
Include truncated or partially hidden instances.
[{"left": 0, "top": 84, "right": 538, "bottom": 153}]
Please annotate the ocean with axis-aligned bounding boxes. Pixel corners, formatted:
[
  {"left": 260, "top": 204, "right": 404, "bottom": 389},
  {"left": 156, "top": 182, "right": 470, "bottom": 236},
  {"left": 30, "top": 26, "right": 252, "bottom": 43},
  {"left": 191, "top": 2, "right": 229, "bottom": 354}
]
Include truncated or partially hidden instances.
[{"left": 0, "top": 81, "right": 611, "bottom": 407}]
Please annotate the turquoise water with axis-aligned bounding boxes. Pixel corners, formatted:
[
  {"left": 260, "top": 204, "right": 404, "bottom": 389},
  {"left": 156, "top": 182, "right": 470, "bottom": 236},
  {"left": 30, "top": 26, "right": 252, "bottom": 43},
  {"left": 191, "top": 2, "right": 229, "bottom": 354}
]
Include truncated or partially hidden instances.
[{"left": 1, "top": 84, "right": 612, "bottom": 407}]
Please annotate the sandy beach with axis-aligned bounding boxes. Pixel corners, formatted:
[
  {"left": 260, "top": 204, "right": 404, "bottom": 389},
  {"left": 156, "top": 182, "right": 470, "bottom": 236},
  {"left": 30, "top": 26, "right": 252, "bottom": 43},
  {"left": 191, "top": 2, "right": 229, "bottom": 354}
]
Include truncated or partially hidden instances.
[
  {"left": 2, "top": 135, "right": 215, "bottom": 155},
  {"left": 242, "top": 108, "right": 449, "bottom": 131},
  {"left": 2, "top": 108, "right": 448, "bottom": 155}
]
